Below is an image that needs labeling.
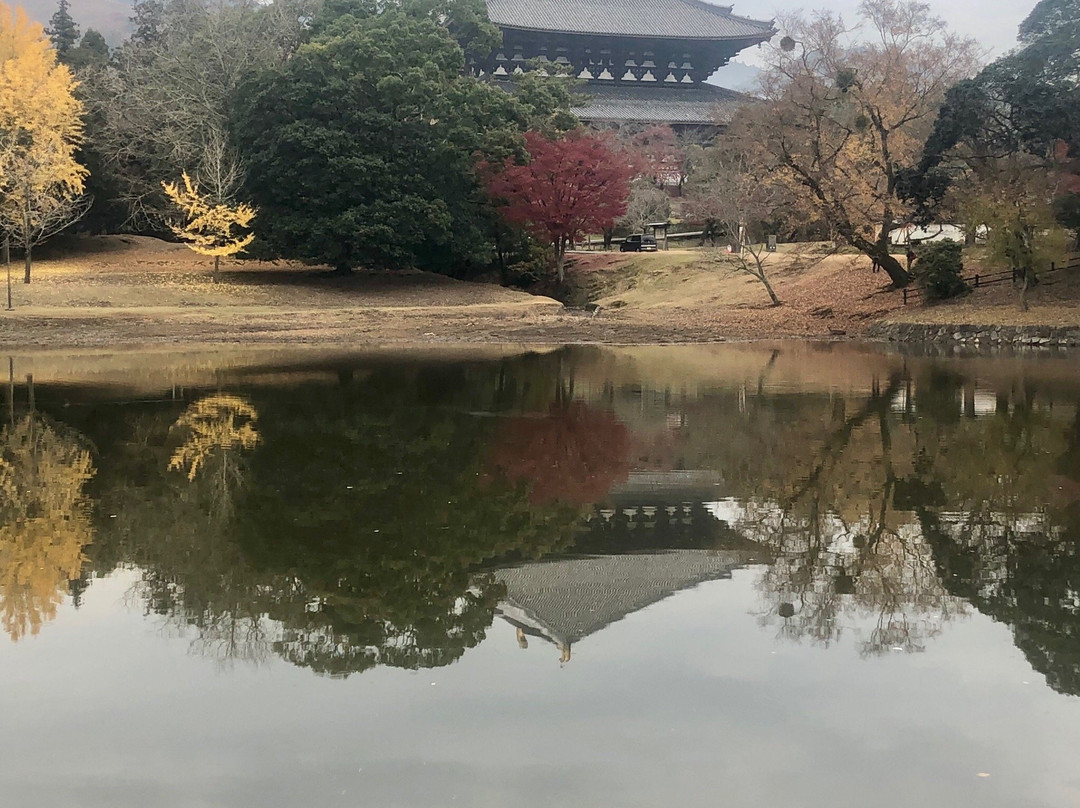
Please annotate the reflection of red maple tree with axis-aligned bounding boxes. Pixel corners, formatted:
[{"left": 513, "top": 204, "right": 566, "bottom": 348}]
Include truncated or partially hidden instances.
[{"left": 487, "top": 402, "right": 632, "bottom": 506}]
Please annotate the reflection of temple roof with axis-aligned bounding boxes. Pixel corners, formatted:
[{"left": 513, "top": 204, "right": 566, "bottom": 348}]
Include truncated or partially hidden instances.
[{"left": 495, "top": 550, "right": 744, "bottom": 647}]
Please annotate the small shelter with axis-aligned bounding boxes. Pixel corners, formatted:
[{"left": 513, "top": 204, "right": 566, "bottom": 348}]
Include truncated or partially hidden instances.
[{"left": 646, "top": 221, "right": 671, "bottom": 250}]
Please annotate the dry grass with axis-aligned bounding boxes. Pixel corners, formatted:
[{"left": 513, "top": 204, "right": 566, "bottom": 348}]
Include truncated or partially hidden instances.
[
  {"left": 567, "top": 247, "right": 904, "bottom": 337},
  {"left": 0, "top": 236, "right": 1076, "bottom": 351}
]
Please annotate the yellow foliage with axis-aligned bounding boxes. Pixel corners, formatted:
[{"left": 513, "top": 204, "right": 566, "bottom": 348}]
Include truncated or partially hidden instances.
[
  {"left": 0, "top": 3, "right": 86, "bottom": 198},
  {"left": 0, "top": 415, "right": 95, "bottom": 642},
  {"left": 162, "top": 172, "right": 256, "bottom": 262},
  {"left": 168, "top": 394, "right": 260, "bottom": 482}
]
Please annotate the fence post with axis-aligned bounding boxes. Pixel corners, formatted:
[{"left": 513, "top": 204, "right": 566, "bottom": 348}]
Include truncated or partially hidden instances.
[
  {"left": 974, "top": 274, "right": 979, "bottom": 288},
  {"left": 903, "top": 288, "right": 908, "bottom": 305}
]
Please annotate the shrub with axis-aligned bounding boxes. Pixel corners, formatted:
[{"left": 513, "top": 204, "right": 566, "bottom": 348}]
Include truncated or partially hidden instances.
[{"left": 914, "top": 240, "right": 969, "bottom": 301}]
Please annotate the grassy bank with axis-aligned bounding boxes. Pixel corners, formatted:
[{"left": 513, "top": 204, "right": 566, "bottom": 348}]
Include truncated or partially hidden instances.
[{"left": 0, "top": 236, "right": 1076, "bottom": 350}]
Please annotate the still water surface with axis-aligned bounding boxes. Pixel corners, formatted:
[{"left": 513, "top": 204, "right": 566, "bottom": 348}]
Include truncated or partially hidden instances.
[{"left": 1, "top": 343, "right": 1079, "bottom": 807}]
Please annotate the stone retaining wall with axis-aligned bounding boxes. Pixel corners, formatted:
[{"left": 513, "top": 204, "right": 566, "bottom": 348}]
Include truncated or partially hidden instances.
[{"left": 869, "top": 322, "right": 1080, "bottom": 348}]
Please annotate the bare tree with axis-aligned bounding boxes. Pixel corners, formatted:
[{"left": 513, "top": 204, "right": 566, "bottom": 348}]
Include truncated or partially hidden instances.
[
  {"left": 685, "top": 142, "right": 782, "bottom": 305},
  {"left": 736, "top": 0, "right": 979, "bottom": 288},
  {"left": 79, "top": 0, "right": 316, "bottom": 230},
  {"left": 195, "top": 127, "right": 245, "bottom": 206},
  {"left": 617, "top": 179, "right": 671, "bottom": 236},
  {"left": 0, "top": 179, "right": 91, "bottom": 290}
]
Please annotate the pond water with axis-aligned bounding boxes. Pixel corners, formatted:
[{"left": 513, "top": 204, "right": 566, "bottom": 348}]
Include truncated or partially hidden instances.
[{"left": 2, "top": 342, "right": 1080, "bottom": 807}]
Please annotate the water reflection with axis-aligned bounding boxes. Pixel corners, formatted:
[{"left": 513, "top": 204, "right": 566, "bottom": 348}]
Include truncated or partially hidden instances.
[
  {"left": 1, "top": 345, "right": 1079, "bottom": 700},
  {"left": 0, "top": 389, "right": 95, "bottom": 640}
]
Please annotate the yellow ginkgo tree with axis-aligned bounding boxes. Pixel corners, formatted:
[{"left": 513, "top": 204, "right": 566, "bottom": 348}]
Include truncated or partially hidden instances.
[
  {"left": 0, "top": 3, "right": 89, "bottom": 288},
  {"left": 162, "top": 172, "right": 256, "bottom": 281}
]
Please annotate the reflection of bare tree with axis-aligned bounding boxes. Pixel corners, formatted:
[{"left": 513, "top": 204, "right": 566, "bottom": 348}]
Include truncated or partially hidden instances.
[
  {"left": 168, "top": 394, "right": 260, "bottom": 519},
  {"left": 723, "top": 375, "right": 968, "bottom": 653},
  {"left": 0, "top": 415, "right": 95, "bottom": 641}
]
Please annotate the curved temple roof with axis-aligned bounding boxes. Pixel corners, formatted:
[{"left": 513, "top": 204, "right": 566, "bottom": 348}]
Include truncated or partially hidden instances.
[{"left": 485, "top": 0, "right": 774, "bottom": 41}]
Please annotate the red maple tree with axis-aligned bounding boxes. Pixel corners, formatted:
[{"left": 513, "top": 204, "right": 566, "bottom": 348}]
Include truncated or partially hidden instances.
[{"left": 483, "top": 130, "right": 632, "bottom": 282}]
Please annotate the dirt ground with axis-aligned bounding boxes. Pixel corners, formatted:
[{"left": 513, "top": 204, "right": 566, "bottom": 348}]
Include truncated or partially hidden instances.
[{"left": 0, "top": 236, "right": 1076, "bottom": 350}]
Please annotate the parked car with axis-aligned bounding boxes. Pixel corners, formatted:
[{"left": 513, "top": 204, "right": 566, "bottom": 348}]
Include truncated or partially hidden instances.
[{"left": 620, "top": 234, "right": 658, "bottom": 252}]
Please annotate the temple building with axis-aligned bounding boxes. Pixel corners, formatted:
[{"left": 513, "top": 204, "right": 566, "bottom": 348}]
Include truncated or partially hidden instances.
[{"left": 480, "top": 0, "right": 775, "bottom": 129}]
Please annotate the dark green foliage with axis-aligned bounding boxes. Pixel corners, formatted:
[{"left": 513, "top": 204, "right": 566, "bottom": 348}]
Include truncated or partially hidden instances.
[
  {"left": 314, "top": 0, "right": 501, "bottom": 59},
  {"left": 130, "top": 0, "right": 165, "bottom": 46},
  {"left": 232, "top": 10, "right": 556, "bottom": 274},
  {"left": 1053, "top": 193, "right": 1080, "bottom": 242},
  {"left": 913, "top": 240, "right": 969, "bottom": 302},
  {"left": 912, "top": 0, "right": 1080, "bottom": 220},
  {"left": 46, "top": 0, "right": 80, "bottom": 59},
  {"left": 1019, "top": 0, "right": 1080, "bottom": 42},
  {"left": 66, "top": 29, "right": 109, "bottom": 71}
]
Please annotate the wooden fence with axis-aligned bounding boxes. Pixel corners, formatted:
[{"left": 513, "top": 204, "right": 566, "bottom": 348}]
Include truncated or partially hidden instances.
[{"left": 901, "top": 252, "right": 1080, "bottom": 305}]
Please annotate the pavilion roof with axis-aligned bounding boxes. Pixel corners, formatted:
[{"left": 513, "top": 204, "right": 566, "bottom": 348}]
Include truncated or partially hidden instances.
[
  {"left": 485, "top": 0, "right": 774, "bottom": 41},
  {"left": 573, "top": 83, "right": 750, "bottom": 126}
]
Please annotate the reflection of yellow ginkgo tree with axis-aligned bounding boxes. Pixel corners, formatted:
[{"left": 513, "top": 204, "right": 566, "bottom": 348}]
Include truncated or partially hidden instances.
[
  {"left": 169, "top": 395, "right": 260, "bottom": 518},
  {"left": 0, "top": 415, "right": 95, "bottom": 641}
]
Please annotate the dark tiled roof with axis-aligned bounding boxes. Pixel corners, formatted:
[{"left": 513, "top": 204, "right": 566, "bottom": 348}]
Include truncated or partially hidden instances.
[
  {"left": 485, "top": 0, "right": 773, "bottom": 40},
  {"left": 573, "top": 82, "right": 750, "bottom": 125}
]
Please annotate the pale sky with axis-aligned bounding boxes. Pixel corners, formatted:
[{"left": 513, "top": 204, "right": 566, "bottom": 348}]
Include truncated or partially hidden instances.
[
  {"left": 711, "top": 0, "right": 1031, "bottom": 88},
  {"left": 730, "top": 0, "right": 1029, "bottom": 66}
]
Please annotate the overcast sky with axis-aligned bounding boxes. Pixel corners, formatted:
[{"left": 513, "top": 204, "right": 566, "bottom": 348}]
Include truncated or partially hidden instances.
[{"left": 731, "top": 0, "right": 1029, "bottom": 65}]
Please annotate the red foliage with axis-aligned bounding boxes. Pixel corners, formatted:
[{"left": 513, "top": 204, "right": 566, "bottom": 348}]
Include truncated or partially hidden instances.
[
  {"left": 1054, "top": 140, "right": 1080, "bottom": 194},
  {"left": 482, "top": 130, "right": 633, "bottom": 275},
  {"left": 487, "top": 401, "right": 632, "bottom": 506}
]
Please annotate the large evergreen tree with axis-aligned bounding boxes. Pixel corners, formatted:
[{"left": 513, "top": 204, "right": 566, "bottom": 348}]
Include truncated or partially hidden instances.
[
  {"left": 44, "top": 0, "right": 78, "bottom": 59},
  {"left": 67, "top": 29, "right": 109, "bottom": 71},
  {"left": 232, "top": 5, "right": 558, "bottom": 275},
  {"left": 911, "top": 0, "right": 1080, "bottom": 289}
]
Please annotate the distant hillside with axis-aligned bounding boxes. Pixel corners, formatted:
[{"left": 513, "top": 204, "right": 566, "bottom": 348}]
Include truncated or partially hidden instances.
[
  {"left": 23, "top": 0, "right": 133, "bottom": 44},
  {"left": 709, "top": 60, "right": 762, "bottom": 93}
]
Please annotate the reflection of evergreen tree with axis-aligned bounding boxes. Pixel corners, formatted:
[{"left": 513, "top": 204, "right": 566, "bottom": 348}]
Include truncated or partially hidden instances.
[
  {"left": 915, "top": 386, "right": 1080, "bottom": 696},
  {"left": 67, "top": 356, "right": 582, "bottom": 677},
  {"left": 234, "top": 376, "right": 581, "bottom": 676}
]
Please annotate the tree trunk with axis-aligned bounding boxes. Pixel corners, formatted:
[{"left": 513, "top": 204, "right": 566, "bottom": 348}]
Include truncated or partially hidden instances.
[
  {"left": 760, "top": 273, "right": 781, "bottom": 306},
  {"left": 496, "top": 239, "right": 508, "bottom": 286},
  {"left": 22, "top": 200, "right": 31, "bottom": 284},
  {"left": 555, "top": 238, "right": 566, "bottom": 284},
  {"left": 1019, "top": 267, "right": 1036, "bottom": 312},
  {"left": 4, "top": 237, "right": 10, "bottom": 311},
  {"left": 861, "top": 243, "right": 909, "bottom": 287}
]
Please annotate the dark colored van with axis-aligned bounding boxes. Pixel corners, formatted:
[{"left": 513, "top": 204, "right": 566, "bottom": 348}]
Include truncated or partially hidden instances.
[{"left": 620, "top": 234, "right": 658, "bottom": 252}]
